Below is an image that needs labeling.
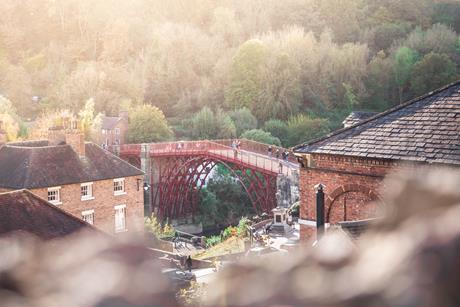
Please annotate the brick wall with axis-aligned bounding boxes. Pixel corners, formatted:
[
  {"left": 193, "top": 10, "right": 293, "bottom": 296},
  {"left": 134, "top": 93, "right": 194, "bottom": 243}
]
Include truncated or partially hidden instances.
[
  {"left": 31, "top": 175, "right": 144, "bottom": 235},
  {"left": 299, "top": 154, "right": 396, "bottom": 240}
]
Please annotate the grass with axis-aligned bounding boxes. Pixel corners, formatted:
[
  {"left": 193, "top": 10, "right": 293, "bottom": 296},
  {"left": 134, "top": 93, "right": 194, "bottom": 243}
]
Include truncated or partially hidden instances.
[{"left": 193, "top": 236, "right": 246, "bottom": 260}]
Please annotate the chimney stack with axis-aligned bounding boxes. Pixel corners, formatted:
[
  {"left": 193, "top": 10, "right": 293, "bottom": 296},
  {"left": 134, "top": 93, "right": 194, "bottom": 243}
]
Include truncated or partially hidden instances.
[{"left": 48, "top": 117, "right": 86, "bottom": 157}]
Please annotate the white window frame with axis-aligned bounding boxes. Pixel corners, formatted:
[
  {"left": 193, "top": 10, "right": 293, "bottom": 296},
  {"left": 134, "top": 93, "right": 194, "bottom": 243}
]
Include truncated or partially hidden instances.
[
  {"left": 81, "top": 182, "right": 94, "bottom": 201},
  {"left": 113, "top": 178, "right": 126, "bottom": 195},
  {"left": 114, "top": 127, "right": 120, "bottom": 135},
  {"left": 114, "top": 204, "right": 127, "bottom": 233},
  {"left": 47, "top": 186, "right": 62, "bottom": 205},
  {"left": 82, "top": 209, "right": 95, "bottom": 225}
]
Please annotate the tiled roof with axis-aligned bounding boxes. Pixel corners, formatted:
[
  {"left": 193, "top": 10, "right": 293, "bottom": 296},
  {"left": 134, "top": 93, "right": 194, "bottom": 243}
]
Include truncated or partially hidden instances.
[
  {"left": 294, "top": 81, "right": 460, "bottom": 165},
  {"left": 0, "top": 142, "right": 143, "bottom": 189},
  {"left": 342, "top": 111, "right": 378, "bottom": 127},
  {"left": 102, "top": 116, "right": 122, "bottom": 130},
  {"left": 0, "top": 190, "right": 94, "bottom": 239}
]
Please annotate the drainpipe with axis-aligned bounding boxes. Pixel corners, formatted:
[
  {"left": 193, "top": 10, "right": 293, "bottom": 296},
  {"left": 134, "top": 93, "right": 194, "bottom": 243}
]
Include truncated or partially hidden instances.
[{"left": 315, "top": 183, "right": 326, "bottom": 240}]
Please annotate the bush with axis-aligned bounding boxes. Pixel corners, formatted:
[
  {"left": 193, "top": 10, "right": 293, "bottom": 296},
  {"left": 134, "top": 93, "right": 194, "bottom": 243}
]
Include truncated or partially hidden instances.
[
  {"left": 236, "top": 217, "right": 250, "bottom": 237},
  {"left": 286, "top": 114, "right": 330, "bottom": 147},
  {"left": 240, "top": 129, "right": 281, "bottom": 146},
  {"left": 229, "top": 107, "right": 258, "bottom": 136},
  {"left": 206, "top": 235, "right": 222, "bottom": 248},
  {"left": 144, "top": 214, "right": 176, "bottom": 239},
  {"left": 263, "top": 119, "right": 288, "bottom": 146}
]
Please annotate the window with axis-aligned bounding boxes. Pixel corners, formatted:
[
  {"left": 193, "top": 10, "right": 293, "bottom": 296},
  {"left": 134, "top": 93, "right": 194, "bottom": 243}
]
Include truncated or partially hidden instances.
[
  {"left": 82, "top": 209, "right": 94, "bottom": 225},
  {"left": 47, "top": 187, "right": 61, "bottom": 205},
  {"left": 102, "top": 129, "right": 106, "bottom": 135},
  {"left": 115, "top": 128, "right": 120, "bottom": 135},
  {"left": 114, "top": 205, "right": 127, "bottom": 232},
  {"left": 114, "top": 178, "right": 125, "bottom": 195},
  {"left": 81, "top": 182, "right": 94, "bottom": 200}
]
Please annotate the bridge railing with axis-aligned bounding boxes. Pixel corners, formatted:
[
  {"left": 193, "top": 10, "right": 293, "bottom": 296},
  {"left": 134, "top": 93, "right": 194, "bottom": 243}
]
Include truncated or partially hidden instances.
[
  {"left": 113, "top": 140, "right": 298, "bottom": 175},
  {"left": 148, "top": 140, "right": 297, "bottom": 175},
  {"left": 213, "top": 139, "right": 297, "bottom": 164}
]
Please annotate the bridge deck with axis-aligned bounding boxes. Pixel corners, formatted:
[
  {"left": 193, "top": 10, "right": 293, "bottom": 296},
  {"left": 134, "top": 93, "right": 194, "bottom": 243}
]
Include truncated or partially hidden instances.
[{"left": 117, "top": 140, "right": 298, "bottom": 176}]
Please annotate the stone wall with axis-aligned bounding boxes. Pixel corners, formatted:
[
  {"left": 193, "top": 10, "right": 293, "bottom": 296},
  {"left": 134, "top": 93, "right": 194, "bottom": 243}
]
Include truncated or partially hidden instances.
[{"left": 31, "top": 175, "right": 144, "bottom": 235}]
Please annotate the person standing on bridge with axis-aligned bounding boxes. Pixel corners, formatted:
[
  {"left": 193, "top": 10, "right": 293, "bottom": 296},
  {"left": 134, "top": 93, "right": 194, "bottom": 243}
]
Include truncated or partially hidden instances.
[
  {"left": 268, "top": 145, "right": 272, "bottom": 157},
  {"left": 276, "top": 149, "right": 280, "bottom": 159}
]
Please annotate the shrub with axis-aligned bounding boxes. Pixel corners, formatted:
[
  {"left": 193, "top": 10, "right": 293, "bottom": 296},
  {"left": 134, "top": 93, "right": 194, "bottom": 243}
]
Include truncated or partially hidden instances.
[{"left": 206, "top": 235, "right": 222, "bottom": 248}]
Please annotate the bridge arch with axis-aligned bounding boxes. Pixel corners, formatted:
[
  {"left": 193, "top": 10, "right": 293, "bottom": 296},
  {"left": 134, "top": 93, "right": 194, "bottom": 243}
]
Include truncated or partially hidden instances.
[{"left": 155, "top": 155, "right": 276, "bottom": 219}]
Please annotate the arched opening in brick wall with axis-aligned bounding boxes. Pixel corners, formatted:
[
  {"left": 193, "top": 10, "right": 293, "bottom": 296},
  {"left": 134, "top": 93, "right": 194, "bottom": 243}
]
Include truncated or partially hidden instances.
[{"left": 326, "top": 184, "right": 381, "bottom": 224}]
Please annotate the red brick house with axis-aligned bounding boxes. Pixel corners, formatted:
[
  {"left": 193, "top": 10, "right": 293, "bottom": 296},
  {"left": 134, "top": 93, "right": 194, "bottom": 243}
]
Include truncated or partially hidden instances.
[
  {"left": 293, "top": 81, "right": 460, "bottom": 240},
  {"left": 100, "top": 111, "right": 129, "bottom": 147},
  {"left": 0, "top": 189, "right": 98, "bottom": 240},
  {"left": 0, "top": 122, "right": 144, "bottom": 235}
]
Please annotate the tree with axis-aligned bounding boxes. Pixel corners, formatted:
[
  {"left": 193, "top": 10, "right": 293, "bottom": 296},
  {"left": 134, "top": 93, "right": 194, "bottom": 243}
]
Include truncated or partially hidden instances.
[
  {"left": 190, "top": 107, "right": 217, "bottom": 140},
  {"left": 394, "top": 47, "right": 419, "bottom": 103},
  {"left": 229, "top": 108, "right": 258, "bottom": 136},
  {"left": 78, "top": 98, "right": 102, "bottom": 141},
  {"left": 286, "top": 114, "right": 330, "bottom": 147},
  {"left": 263, "top": 119, "right": 289, "bottom": 146},
  {"left": 240, "top": 129, "right": 281, "bottom": 146},
  {"left": 410, "top": 52, "right": 457, "bottom": 96},
  {"left": 127, "top": 105, "right": 173, "bottom": 143},
  {"left": 225, "top": 39, "right": 267, "bottom": 110},
  {"left": 0, "top": 96, "right": 19, "bottom": 141}
]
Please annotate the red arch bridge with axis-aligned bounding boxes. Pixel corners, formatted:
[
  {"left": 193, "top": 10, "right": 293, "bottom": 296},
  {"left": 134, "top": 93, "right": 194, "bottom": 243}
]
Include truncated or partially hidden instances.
[{"left": 110, "top": 139, "right": 299, "bottom": 220}]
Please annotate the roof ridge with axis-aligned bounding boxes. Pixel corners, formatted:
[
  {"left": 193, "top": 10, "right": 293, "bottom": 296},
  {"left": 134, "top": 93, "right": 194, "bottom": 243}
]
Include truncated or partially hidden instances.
[{"left": 293, "top": 79, "right": 460, "bottom": 152}]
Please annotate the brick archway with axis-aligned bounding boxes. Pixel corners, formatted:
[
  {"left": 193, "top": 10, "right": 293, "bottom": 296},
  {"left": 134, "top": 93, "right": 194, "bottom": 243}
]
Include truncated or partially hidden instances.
[{"left": 326, "top": 184, "right": 381, "bottom": 223}]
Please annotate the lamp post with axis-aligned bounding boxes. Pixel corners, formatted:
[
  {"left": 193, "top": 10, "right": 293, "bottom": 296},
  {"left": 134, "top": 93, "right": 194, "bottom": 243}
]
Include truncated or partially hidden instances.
[{"left": 315, "top": 183, "right": 325, "bottom": 239}]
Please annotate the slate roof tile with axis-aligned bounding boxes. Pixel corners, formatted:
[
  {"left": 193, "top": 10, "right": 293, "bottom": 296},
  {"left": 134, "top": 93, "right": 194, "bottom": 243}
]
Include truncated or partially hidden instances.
[{"left": 0, "top": 142, "right": 143, "bottom": 189}]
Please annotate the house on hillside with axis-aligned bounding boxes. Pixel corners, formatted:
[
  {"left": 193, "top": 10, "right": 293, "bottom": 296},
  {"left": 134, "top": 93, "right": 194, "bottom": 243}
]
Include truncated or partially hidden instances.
[
  {"left": 0, "top": 189, "right": 99, "bottom": 240},
  {"left": 294, "top": 81, "right": 460, "bottom": 240},
  {"left": 0, "top": 119, "right": 144, "bottom": 235},
  {"left": 100, "top": 111, "right": 129, "bottom": 147}
]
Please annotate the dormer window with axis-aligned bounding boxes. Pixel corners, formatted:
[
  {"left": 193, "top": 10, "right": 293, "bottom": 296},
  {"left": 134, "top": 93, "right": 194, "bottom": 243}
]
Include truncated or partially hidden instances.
[
  {"left": 114, "top": 178, "right": 125, "bottom": 195},
  {"left": 47, "top": 187, "right": 62, "bottom": 205}
]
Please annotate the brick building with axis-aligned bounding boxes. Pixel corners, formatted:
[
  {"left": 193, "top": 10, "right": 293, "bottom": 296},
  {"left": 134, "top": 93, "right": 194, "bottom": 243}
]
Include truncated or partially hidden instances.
[
  {"left": 294, "top": 81, "right": 460, "bottom": 240},
  {"left": 0, "top": 122, "right": 144, "bottom": 235},
  {"left": 100, "top": 111, "right": 129, "bottom": 147},
  {"left": 0, "top": 189, "right": 98, "bottom": 239}
]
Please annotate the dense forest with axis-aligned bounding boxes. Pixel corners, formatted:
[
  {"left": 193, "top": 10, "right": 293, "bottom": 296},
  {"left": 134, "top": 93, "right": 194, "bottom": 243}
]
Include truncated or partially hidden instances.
[{"left": 0, "top": 0, "right": 459, "bottom": 147}]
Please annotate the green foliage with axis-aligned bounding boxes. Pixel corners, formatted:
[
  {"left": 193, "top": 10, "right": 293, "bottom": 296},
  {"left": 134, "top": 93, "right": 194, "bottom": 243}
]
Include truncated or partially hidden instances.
[
  {"left": 240, "top": 129, "right": 281, "bottom": 146},
  {"left": 205, "top": 235, "right": 222, "bottom": 248},
  {"left": 410, "top": 52, "right": 458, "bottom": 96},
  {"left": 197, "top": 167, "right": 254, "bottom": 227},
  {"left": 225, "top": 39, "right": 267, "bottom": 110},
  {"left": 0, "top": 0, "right": 458, "bottom": 140},
  {"left": 236, "top": 217, "right": 250, "bottom": 237},
  {"left": 263, "top": 119, "right": 289, "bottom": 146},
  {"left": 127, "top": 105, "right": 173, "bottom": 143},
  {"left": 394, "top": 46, "right": 419, "bottom": 103},
  {"left": 286, "top": 114, "right": 330, "bottom": 147},
  {"left": 190, "top": 107, "right": 236, "bottom": 139},
  {"left": 229, "top": 108, "right": 258, "bottom": 137},
  {"left": 144, "top": 214, "right": 176, "bottom": 239}
]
